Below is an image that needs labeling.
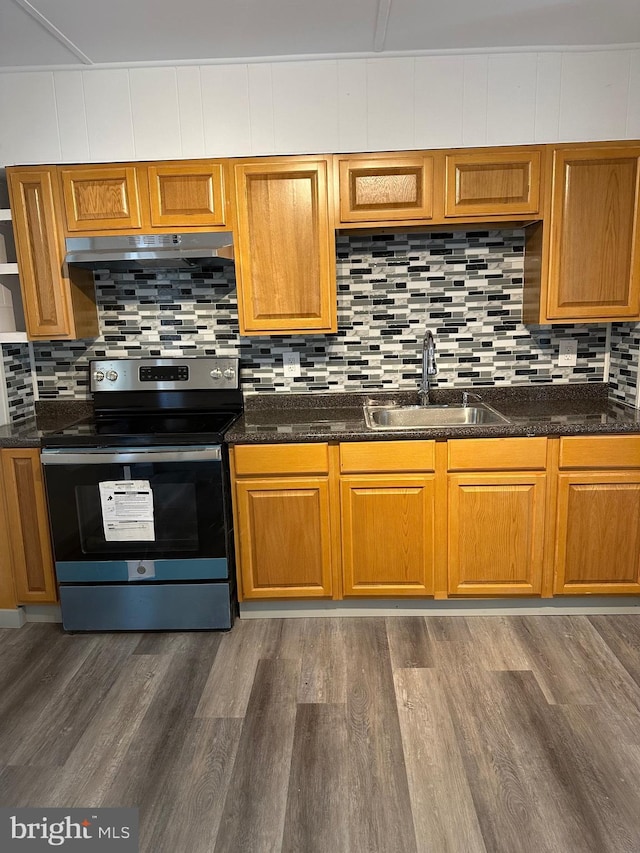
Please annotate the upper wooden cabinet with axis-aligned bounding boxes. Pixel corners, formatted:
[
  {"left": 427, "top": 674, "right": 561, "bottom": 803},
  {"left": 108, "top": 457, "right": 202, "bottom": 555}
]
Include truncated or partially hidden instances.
[
  {"left": 147, "top": 161, "right": 227, "bottom": 228},
  {"left": 233, "top": 156, "right": 337, "bottom": 336},
  {"left": 525, "top": 143, "right": 640, "bottom": 324},
  {"left": 444, "top": 148, "right": 542, "bottom": 218},
  {"left": 60, "top": 165, "right": 143, "bottom": 232},
  {"left": 7, "top": 166, "right": 98, "bottom": 340},
  {"left": 1, "top": 449, "right": 57, "bottom": 605},
  {"left": 336, "top": 152, "right": 437, "bottom": 224},
  {"left": 59, "top": 160, "right": 230, "bottom": 235}
]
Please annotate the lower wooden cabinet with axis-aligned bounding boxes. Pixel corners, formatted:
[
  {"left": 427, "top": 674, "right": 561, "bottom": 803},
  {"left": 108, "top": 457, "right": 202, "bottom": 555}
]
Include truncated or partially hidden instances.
[
  {"left": 341, "top": 476, "right": 435, "bottom": 596},
  {"left": 1, "top": 448, "right": 57, "bottom": 604},
  {"left": 448, "top": 473, "right": 547, "bottom": 596}
]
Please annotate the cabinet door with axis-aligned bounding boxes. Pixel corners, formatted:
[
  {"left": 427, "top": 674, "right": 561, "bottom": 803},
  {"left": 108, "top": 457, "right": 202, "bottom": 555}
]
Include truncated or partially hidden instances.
[
  {"left": 147, "top": 161, "right": 227, "bottom": 228},
  {"left": 235, "top": 477, "right": 333, "bottom": 599},
  {"left": 0, "top": 459, "right": 17, "bottom": 610},
  {"left": 233, "top": 158, "right": 336, "bottom": 335},
  {"left": 555, "top": 472, "right": 640, "bottom": 594},
  {"left": 444, "top": 148, "right": 541, "bottom": 217},
  {"left": 546, "top": 146, "right": 640, "bottom": 321},
  {"left": 60, "top": 165, "right": 143, "bottom": 232},
  {"left": 337, "top": 153, "right": 435, "bottom": 224},
  {"left": 448, "top": 473, "right": 546, "bottom": 596},
  {"left": 341, "top": 475, "right": 435, "bottom": 596},
  {"left": 1, "top": 449, "right": 57, "bottom": 604}
]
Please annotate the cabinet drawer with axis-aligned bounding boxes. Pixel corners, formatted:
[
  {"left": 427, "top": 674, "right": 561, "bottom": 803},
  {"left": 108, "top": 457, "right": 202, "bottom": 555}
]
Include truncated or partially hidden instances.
[
  {"left": 559, "top": 436, "right": 640, "bottom": 469},
  {"left": 340, "top": 441, "right": 435, "bottom": 473},
  {"left": 448, "top": 437, "right": 547, "bottom": 471},
  {"left": 233, "top": 443, "right": 329, "bottom": 476}
]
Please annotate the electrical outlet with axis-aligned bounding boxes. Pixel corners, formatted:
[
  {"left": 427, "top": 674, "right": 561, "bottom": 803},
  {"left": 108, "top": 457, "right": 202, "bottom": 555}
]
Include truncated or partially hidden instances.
[
  {"left": 558, "top": 338, "right": 578, "bottom": 367},
  {"left": 283, "top": 351, "right": 301, "bottom": 378}
]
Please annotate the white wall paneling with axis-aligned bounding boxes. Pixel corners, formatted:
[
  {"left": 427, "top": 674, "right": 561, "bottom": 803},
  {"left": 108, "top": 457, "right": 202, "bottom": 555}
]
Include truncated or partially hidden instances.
[
  {"left": 247, "top": 64, "right": 275, "bottom": 154},
  {"left": 53, "top": 71, "right": 89, "bottom": 162},
  {"left": 487, "top": 53, "right": 537, "bottom": 145},
  {"left": 559, "top": 50, "right": 632, "bottom": 141},
  {"left": 82, "top": 69, "right": 134, "bottom": 161},
  {"left": 534, "top": 52, "right": 562, "bottom": 142},
  {"left": 201, "top": 65, "right": 251, "bottom": 158},
  {"left": 0, "top": 71, "right": 61, "bottom": 165},
  {"left": 129, "top": 68, "right": 181, "bottom": 160},
  {"left": 176, "top": 67, "right": 205, "bottom": 159},
  {"left": 272, "top": 61, "right": 338, "bottom": 154},
  {"left": 366, "top": 57, "right": 415, "bottom": 151},
  {"left": 1, "top": 49, "right": 639, "bottom": 168},
  {"left": 462, "top": 55, "right": 488, "bottom": 146},
  {"left": 414, "top": 55, "right": 464, "bottom": 150},
  {"left": 627, "top": 50, "right": 640, "bottom": 137}
]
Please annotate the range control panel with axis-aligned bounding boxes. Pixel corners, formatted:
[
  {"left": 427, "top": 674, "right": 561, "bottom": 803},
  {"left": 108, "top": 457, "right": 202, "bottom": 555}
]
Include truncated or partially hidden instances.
[{"left": 90, "top": 357, "right": 239, "bottom": 392}]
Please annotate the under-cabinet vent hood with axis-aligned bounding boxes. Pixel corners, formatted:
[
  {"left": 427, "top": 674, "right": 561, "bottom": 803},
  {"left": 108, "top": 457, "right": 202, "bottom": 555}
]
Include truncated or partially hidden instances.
[{"left": 65, "top": 233, "right": 234, "bottom": 271}]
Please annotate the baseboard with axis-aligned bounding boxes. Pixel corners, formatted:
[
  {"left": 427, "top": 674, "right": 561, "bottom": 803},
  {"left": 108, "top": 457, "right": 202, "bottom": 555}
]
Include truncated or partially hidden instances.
[
  {"left": 239, "top": 597, "right": 640, "bottom": 619},
  {"left": 24, "top": 604, "right": 62, "bottom": 623},
  {"left": 0, "top": 608, "right": 27, "bottom": 628}
]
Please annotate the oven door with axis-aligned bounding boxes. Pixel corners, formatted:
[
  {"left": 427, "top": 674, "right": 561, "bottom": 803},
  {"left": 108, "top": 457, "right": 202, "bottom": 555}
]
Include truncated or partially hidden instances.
[{"left": 41, "top": 445, "right": 229, "bottom": 583}]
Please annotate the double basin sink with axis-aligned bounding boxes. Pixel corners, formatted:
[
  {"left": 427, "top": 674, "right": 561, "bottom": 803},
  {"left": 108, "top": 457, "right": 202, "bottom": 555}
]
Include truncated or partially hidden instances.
[{"left": 363, "top": 401, "right": 510, "bottom": 430}]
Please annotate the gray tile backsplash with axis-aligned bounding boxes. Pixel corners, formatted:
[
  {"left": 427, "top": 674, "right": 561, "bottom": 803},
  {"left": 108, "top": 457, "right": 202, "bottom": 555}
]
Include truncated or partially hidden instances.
[
  {"left": 3, "top": 229, "right": 636, "bottom": 404},
  {"left": 2, "top": 344, "right": 35, "bottom": 423},
  {"left": 610, "top": 322, "right": 640, "bottom": 407}
]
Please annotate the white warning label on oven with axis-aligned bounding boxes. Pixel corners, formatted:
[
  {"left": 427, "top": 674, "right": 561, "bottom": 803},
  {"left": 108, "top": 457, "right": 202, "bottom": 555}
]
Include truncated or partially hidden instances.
[{"left": 99, "top": 480, "right": 155, "bottom": 541}]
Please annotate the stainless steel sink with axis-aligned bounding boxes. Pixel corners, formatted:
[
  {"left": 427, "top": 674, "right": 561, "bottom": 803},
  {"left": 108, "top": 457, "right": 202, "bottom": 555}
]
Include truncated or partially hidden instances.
[{"left": 363, "top": 403, "right": 510, "bottom": 430}]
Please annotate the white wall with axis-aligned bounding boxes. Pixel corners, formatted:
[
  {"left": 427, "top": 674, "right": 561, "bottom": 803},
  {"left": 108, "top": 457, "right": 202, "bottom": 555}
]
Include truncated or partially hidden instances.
[{"left": 0, "top": 48, "right": 639, "bottom": 166}]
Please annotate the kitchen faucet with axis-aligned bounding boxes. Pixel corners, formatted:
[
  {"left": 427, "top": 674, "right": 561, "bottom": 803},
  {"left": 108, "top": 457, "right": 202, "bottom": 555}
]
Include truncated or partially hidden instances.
[{"left": 418, "top": 329, "right": 437, "bottom": 406}]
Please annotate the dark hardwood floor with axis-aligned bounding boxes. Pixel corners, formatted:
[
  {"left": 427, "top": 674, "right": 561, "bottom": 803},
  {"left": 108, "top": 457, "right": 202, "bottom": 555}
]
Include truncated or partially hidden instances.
[{"left": 2, "top": 615, "right": 640, "bottom": 852}]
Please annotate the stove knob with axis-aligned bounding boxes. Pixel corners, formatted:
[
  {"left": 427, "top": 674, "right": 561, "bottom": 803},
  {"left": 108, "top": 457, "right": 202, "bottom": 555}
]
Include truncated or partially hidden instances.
[
  {"left": 93, "top": 370, "right": 105, "bottom": 382},
  {"left": 223, "top": 368, "right": 235, "bottom": 381},
  {"left": 106, "top": 370, "right": 119, "bottom": 382},
  {"left": 210, "top": 368, "right": 223, "bottom": 380}
]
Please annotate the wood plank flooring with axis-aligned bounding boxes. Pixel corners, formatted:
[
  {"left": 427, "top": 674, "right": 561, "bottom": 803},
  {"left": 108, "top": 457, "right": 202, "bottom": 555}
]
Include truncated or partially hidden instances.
[{"left": 2, "top": 615, "right": 640, "bottom": 852}]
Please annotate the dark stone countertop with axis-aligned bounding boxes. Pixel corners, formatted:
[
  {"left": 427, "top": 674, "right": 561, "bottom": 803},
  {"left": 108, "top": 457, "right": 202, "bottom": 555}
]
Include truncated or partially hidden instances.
[
  {"left": 0, "top": 401, "right": 93, "bottom": 448},
  {"left": 226, "top": 383, "right": 640, "bottom": 444}
]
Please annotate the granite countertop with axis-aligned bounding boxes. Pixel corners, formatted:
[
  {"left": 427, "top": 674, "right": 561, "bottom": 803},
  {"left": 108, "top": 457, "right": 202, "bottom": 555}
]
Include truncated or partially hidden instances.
[
  {"left": 226, "top": 383, "right": 640, "bottom": 444},
  {"left": 1, "top": 385, "right": 639, "bottom": 449}
]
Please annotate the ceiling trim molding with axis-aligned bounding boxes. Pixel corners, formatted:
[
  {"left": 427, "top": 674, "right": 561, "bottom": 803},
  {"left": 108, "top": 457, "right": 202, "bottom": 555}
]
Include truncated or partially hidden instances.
[
  {"left": 0, "top": 41, "right": 639, "bottom": 75},
  {"left": 11, "top": 0, "right": 93, "bottom": 65},
  {"left": 373, "top": 0, "right": 393, "bottom": 53}
]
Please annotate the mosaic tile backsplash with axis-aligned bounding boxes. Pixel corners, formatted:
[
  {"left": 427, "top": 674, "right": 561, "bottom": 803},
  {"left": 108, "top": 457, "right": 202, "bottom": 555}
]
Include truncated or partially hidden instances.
[
  {"left": 2, "top": 344, "right": 35, "bottom": 423},
  {"left": 610, "top": 323, "right": 640, "bottom": 407},
  {"left": 11, "top": 229, "right": 619, "bottom": 400}
]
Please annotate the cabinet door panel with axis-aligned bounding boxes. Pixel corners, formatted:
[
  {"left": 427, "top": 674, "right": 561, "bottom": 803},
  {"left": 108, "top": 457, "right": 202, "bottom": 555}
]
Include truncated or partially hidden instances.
[
  {"left": 60, "top": 166, "right": 142, "bottom": 232},
  {"left": 547, "top": 147, "right": 640, "bottom": 320},
  {"left": 0, "top": 458, "right": 17, "bottom": 610},
  {"left": 337, "top": 154, "right": 435, "bottom": 223},
  {"left": 341, "top": 475, "right": 435, "bottom": 596},
  {"left": 234, "top": 159, "right": 336, "bottom": 334},
  {"left": 2, "top": 449, "right": 57, "bottom": 604},
  {"left": 148, "top": 162, "right": 226, "bottom": 227},
  {"left": 236, "top": 477, "right": 333, "bottom": 598},
  {"left": 445, "top": 149, "right": 541, "bottom": 217},
  {"left": 555, "top": 472, "right": 640, "bottom": 594},
  {"left": 448, "top": 473, "right": 546, "bottom": 595}
]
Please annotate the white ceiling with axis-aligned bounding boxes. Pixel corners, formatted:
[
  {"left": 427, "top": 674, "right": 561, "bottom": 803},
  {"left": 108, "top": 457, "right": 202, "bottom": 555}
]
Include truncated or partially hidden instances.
[{"left": 1, "top": 0, "right": 639, "bottom": 69}]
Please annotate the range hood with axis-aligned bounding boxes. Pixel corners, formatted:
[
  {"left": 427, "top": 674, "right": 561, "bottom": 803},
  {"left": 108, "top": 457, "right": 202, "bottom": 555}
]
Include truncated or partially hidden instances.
[{"left": 65, "top": 232, "right": 234, "bottom": 271}]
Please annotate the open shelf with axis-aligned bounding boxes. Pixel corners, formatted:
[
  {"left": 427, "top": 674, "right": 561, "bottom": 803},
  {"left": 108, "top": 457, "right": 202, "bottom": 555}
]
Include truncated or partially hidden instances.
[
  {"left": 0, "top": 263, "right": 19, "bottom": 275},
  {"left": 0, "top": 332, "right": 28, "bottom": 343},
  {"left": 0, "top": 210, "right": 11, "bottom": 222}
]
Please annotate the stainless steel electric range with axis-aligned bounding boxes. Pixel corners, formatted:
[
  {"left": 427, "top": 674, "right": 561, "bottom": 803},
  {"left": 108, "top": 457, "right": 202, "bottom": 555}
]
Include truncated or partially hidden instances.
[{"left": 41, "top": 357, "right": 242, "bottom": 632}]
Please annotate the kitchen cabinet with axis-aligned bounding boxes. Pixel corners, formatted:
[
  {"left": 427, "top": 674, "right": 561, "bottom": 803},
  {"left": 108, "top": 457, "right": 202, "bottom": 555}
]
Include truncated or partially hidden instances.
[
  {"left": 147, "top": 161, "right": 228, "bottom": 228},
  {"left": 524, "top": 143, "right": 640, "bottom": 324},
  {"left": 0, "top": 458, "right": 17, "bottom": 610},
  {"left": 444, "top": 148, "right": 542, "bottom": 218},
  {"left": 60, "top": 164, "right": 144, "bottom": 233},
  {"left": 339, "top": 441, "right": 437, "bottom": 596},
  {"left": 554, "top": 436, "right": 640, "bottom": 594},
  {"left": 335, "top": 152, "right": 438, "bottom": 225},
  {"left": 447, "top": 438, "right": 548, "bottom": 596},
  {"left": 233, "top": 156, "right": 337, "bottom": 336},
  {"left": 231, "top": 443, "right": 336, "bottom": 599},
  {"left": 1, "top": 449, "right": 57, "bottom": 604},
  {"left": 7, "top": 166, "right": 98, "bottom": 340}
]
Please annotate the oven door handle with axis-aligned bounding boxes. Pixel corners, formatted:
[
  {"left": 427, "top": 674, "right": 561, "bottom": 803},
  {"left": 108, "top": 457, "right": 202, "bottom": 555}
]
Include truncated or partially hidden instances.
[{"left": 41, "top": 446, "right": 222, "bottom": 465}]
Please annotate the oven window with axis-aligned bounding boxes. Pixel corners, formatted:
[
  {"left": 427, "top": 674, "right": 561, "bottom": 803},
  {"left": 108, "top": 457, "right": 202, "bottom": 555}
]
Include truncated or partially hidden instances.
[{"left": 76, "top": 482, "right": 199, "bottom": 553}]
